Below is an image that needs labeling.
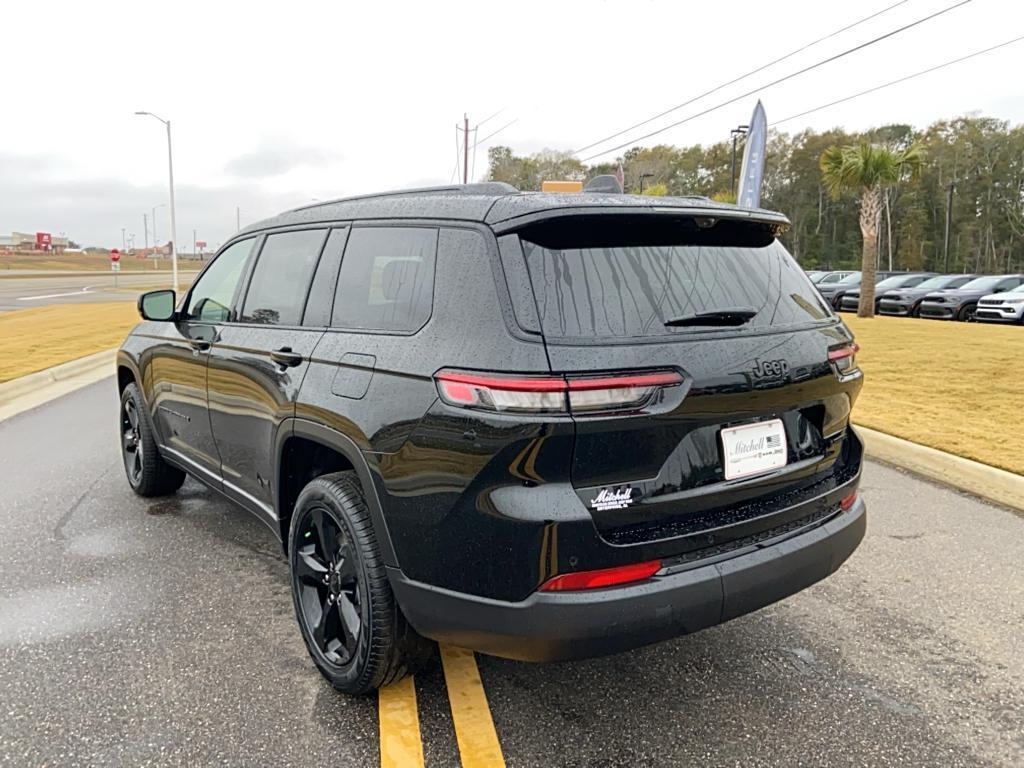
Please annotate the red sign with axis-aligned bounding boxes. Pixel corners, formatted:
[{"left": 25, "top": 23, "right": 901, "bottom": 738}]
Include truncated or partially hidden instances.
[
  {"left": 36, "top": 232, "right": 51, "bottom": 250},
  {"left": 110, "top": 249, "right": 121, "bottom": 262},
  {"left": 195, "top": 240, "right": 207, "bottom": 249}
]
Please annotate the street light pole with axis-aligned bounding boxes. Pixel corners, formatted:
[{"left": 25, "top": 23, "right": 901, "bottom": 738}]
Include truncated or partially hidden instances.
[{"left": 136, "top": 111, "right": 179, "bottom": 293}]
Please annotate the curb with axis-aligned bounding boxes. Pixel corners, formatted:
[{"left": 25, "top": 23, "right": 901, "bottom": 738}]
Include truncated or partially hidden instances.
[
  {"left": 855, "top": 424, "right": 1024, "bottom": 513},
  {"left": 0, "top": 348, "right": 117, "bottom": 422}
]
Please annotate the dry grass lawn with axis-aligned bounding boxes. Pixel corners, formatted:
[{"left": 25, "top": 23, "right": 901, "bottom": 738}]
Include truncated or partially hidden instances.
[
  {"left": 0, "top": 302, "right": 140, "bottom": 383},
  {"left": 844, "top": 314, "right": 1023, "bottom": 475}
]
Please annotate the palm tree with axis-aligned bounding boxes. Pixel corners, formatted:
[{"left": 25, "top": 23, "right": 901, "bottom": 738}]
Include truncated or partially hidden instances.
[{"left": 819, "top": 142, "right": 924, "bottom": 317}]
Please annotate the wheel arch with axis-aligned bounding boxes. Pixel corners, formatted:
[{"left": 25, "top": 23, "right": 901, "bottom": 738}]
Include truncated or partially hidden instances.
[
  {"left": 275, "top": 418, "right": 398, "bottom": 566},
  {"left": 116, "top": 351, "right": 142, "bottom": 393}
]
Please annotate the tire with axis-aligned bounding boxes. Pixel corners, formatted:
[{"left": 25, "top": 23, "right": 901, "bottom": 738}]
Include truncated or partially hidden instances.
[
  {"left": 119, "top": 382, "right": 186, "bottom": 496},
  {"left": 288, "top": 472, "right": 432, "bottom": 694},
  {"left": 957, "top": 303, "right": 976, "bottom": 322},
  {"left": 910, "top": 303, "right": 921, "bottom": 318}
]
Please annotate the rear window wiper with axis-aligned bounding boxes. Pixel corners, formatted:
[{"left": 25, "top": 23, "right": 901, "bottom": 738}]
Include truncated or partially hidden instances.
[{"left": 663, "top": 308, "right": 758, "bottom": 327}]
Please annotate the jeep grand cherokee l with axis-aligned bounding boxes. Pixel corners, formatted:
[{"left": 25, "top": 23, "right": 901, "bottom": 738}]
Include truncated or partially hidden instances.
[{"left": 117, "top": 184, "right": 866, "bottom": 694}]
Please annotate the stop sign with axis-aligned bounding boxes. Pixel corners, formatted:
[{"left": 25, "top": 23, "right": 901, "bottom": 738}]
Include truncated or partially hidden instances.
[{"left": 110, "top": 249, "right": 121, "bottom": 263}]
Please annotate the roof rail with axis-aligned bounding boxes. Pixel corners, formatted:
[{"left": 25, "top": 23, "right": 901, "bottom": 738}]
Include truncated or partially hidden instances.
[{"left": 292, "top": 182, "right": 519, "bottom": 212}]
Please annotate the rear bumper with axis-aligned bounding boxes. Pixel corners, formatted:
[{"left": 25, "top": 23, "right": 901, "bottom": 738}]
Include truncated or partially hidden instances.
[{"left": 390, "top": 497, "right": 866, "bottom": 662}]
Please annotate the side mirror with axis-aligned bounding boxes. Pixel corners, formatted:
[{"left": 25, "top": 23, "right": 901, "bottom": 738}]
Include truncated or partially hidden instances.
[{"left": 138, "top": 289, "right": 176, "bottom": 321}]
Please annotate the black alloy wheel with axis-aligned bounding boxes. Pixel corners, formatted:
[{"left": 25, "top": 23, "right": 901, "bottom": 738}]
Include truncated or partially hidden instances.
[
  {"left": 294, "top": 506, "right": 363, "bottom": 666},
  {"left": 118, "top": 382, "right": 185, "bottom": 496},
  {"left": 121, "top": 396, "right": 144, "bottom": 486},
  {"left": 288, "top": 472, "right": 432, "bottom": 694}
]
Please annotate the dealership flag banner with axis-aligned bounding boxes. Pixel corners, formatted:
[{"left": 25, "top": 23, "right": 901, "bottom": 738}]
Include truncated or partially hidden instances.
[{"left": 737, "top": 100, "right": 767, "bottom": 209}]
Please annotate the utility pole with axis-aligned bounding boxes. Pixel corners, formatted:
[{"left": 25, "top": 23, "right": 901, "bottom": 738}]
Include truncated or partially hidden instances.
[
  {"left": 193, "top": 228, "right": 197, "bottom": 259},
  {"left": 463, "top": 114, "right": 470, "bottom": 184},
  {"left": 236, "top": 206, "right": 241, "bottom": 232},
  {"left": 121, "top": 228, "right": 127, "bottom": 250},
  {"left": 143, "top": 214, "right": 149, "bottom": 258},
  {"left": 943, "top": 180, "right": 955, "bottom": 272}
]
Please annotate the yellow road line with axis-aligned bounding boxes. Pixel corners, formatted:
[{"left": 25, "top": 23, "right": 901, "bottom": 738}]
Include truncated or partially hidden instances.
[
  {"left": 378, "top": 675, "right": 425, "bottom": 768},
  {"left": 440, "top": 645, "right": 506, "bottom": 768}
]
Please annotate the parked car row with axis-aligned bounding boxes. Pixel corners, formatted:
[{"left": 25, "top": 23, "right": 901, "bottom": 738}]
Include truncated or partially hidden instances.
[{"left": 807, "top": 270, "right": 1024, "bottom": 323}]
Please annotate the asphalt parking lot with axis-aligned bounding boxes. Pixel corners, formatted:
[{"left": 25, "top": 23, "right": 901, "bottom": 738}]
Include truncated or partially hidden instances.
[
  {"left": 0, "top": 272, "right": 198, "bottom": 311},
  {"left": 1, "top": 380, "right": 1021, "bottom": 767}
]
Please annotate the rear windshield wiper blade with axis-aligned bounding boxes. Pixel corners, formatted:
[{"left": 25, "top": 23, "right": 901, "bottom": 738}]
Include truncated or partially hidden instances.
[{"left": 663, "top": 308, "right": 758, "bottom": 327}]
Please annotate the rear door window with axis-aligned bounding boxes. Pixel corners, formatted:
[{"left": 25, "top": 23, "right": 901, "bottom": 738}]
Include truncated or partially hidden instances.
[
  {"left": 239, "top": 229, "right": 327, "bottom": 325},
  {"left": 331, "top": 227, "right": 438, "bottom": 332},
  {"left": 517, "top": 218, "right": 832, "bottom": 340}
]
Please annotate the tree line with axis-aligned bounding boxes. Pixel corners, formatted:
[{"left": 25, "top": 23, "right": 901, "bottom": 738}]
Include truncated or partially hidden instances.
[{"left": 486, "top": 115, "right": 1024, "bottom": 274}]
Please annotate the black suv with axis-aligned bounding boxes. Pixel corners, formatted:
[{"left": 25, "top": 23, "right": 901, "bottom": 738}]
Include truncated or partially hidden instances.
[{"left": 117, "top": 184, "right": 866, "bottom": 694}]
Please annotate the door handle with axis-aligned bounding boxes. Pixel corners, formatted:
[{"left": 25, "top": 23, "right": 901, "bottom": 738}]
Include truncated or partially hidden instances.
[
  {"left": 189, "top": 339, "right": 212, "bottom": 352},
  {"left": 270, "top": 347, "right": 303, "bottom": 368}
]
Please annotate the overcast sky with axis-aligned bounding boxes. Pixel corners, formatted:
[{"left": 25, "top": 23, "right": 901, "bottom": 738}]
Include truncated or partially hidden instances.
[{"left": 2, "top": 0, "right": 1021, "bottom": 249}]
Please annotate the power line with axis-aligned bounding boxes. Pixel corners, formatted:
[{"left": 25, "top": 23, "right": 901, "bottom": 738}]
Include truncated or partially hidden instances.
[
  {"left": 475, "top": 118, "right": 519, "bottom": 148},
  {"left": 573, "top": 0, "right": 911, "bottom": 156},
  {"left": 579, "top": 0, "right": 974, "bottom": 163},
  {"left": 773, "top": 34, "right": 1024, "bottom": 125}
]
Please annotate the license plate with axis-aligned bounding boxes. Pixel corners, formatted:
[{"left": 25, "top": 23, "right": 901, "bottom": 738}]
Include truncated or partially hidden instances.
[{"left": 720, "top": 418, "right": 788, "bottom": 480}]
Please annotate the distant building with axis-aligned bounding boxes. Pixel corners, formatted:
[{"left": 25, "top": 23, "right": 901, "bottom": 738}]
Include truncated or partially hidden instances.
[{"left": 1, "top": 231, "right": 70, "bottom": 252}]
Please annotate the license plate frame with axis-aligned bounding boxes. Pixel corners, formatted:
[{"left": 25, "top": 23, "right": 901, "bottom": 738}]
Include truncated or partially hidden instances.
[{"left": 720, "top": 418, "right": 788, "bottom": 481}]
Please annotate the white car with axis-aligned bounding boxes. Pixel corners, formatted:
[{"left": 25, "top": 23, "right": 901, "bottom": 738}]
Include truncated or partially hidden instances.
[{"left": 975, "top": 283, "right": 1024, "bottom": 324}]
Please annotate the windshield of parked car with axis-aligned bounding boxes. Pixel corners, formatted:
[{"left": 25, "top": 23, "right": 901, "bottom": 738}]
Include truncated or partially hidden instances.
[
  {"left": 917, "top": 275, "right": 961, "bottom": 290},
  {"left": 873, "top": 276, "right": 908, "bottom": 291},
  {"left": 838, "top": 272, "right": 862, "bottom": 284},
  {"left": 817, "top": 272, "right": 846, "bottom": 284},
  {"left": 959, "top": 276, "right": 1003, "bottom": 291}
]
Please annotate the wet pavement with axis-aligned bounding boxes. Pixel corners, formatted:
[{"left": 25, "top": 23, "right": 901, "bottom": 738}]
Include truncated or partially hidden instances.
[{"left": 0, "top": 379, "right": 1021, "bottom": 766}]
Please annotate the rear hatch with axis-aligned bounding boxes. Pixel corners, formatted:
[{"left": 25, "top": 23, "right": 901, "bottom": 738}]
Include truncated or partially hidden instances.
[{"left": 502, "top": 212, "right": 863, "bottom": 552}]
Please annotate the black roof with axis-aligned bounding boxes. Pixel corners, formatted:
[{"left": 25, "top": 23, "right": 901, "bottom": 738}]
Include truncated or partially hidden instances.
[{"left": 239, "top": 183, "right": 790, "bottom": 236}]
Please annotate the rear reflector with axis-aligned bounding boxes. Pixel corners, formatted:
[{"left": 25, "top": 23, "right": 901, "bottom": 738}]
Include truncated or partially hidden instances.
[
  {"left": 435, "top": 369, "right": 682, "bottom": 415},
  {"left": 840, "top": 491, "right": 858, "bottom": 511},
  {"left": 539, "top": 559, "right": 662, "bottom": 592}
]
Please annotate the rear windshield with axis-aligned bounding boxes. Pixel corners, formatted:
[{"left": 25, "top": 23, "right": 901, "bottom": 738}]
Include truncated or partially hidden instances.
[{"left": 517, "top": 217, "right": 833, "bottom": 340}]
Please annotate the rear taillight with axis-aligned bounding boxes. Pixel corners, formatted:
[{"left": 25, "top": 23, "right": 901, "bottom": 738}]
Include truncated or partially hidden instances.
[
  {"left": 434, "top": 370, "right": 683, "bottom": 415},
  {"left": 539, "top": 559, "right": 662, "bottom": 592},
  {"left": 840, "top": 491, "right": 858, "bottom": 511},
  {"left": 828, "top": 343, "right": 860, "bottom": 376}
]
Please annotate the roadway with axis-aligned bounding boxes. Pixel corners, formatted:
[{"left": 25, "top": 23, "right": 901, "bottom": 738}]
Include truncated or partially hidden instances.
[
  {"left": 0, "top": 380, "right": 1021, "bottom": 766},
  {"left": 0, "top": 271, "right": 198, "bottom": 311}
]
